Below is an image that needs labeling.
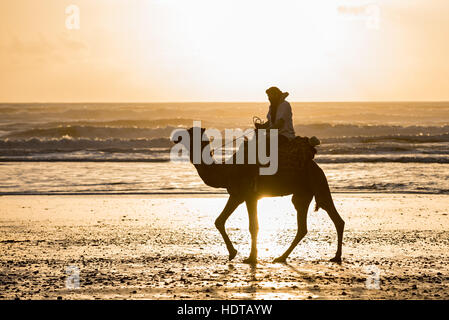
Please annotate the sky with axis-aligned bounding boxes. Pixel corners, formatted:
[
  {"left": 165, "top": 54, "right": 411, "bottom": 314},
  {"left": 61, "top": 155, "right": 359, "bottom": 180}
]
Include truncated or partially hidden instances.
[{"left": 0, "top": 0, "right": 448, "bottom": 102}]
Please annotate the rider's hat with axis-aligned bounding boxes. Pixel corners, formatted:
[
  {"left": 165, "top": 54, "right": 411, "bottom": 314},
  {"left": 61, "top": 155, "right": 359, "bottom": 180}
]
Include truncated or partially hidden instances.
[{"left": 266, "top": 86, "right": 289, "bottom": 100}]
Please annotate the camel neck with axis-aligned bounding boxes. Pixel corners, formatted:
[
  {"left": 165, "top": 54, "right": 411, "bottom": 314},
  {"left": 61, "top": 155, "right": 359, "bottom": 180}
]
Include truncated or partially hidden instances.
[{"left": 193, "top": 163, "right": 229, "bottom": 189}]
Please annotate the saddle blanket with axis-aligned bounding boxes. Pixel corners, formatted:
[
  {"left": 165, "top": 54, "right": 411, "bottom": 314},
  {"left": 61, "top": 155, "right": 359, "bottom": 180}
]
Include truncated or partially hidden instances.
[{"left": 277, "top": 136, "right": 317, "bottom": 171}]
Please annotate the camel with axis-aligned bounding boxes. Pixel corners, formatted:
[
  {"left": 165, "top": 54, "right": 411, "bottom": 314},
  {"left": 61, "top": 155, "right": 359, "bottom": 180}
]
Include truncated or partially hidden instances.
[{"left": 173, "top": 127, "right": 345, "bottom": 264}]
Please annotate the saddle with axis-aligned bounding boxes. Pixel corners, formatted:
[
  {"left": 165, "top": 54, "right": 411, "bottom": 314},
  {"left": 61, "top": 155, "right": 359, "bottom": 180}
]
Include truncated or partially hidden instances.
[{"left": 277, "top": 136, "right": 318, "bottom": 172}]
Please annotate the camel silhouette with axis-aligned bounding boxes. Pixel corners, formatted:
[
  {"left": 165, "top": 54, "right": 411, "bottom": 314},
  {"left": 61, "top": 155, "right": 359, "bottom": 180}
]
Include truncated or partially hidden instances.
[{"left": 173, "top": 127, "right": 345, "bottom": 264}]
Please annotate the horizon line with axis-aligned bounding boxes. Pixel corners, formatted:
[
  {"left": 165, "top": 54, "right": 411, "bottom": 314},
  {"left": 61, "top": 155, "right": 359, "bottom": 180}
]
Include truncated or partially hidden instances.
[{"left": 1, "top": 100, "right": 449, "bottom": 104}]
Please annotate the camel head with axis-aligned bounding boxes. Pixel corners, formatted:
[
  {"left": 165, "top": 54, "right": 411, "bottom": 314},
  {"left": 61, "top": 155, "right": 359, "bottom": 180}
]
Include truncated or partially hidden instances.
[{"left": 171, "top": 127, "right": 212, "bottom": 164}]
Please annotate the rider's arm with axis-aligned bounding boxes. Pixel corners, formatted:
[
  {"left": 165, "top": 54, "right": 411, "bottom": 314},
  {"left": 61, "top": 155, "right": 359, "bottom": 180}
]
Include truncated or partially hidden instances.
[
  {"left": 256, "top": 103, "right": 286, "bottom": 129},
  {"left": 255, "top": 118, "right": 283, "bottom": 129},
  {"left": 270, "top": 102, "right": 291, "bottom": 130},
  {"left": 255, "top": 122, "right": 269, "bottom": 129},
  {"left": 269, "top": 118, "right": 284, "bottom": 130}
]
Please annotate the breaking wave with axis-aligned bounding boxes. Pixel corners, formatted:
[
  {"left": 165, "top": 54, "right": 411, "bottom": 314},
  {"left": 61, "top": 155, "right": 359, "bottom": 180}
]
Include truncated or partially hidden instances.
[{"left": 0, "top": 121, "right": 447, "bottom": 163}]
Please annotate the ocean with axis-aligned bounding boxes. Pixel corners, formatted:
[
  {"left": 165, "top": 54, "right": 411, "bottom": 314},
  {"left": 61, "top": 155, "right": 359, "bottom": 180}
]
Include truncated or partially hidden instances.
[{"left": 0, "top": 102, "right": 448, "bottom": 195}]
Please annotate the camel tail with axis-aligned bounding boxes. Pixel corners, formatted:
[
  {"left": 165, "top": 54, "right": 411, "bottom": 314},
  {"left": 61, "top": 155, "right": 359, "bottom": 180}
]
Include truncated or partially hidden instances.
[{"left": 307, "top": 161, "right": 335, "bottom": 212}]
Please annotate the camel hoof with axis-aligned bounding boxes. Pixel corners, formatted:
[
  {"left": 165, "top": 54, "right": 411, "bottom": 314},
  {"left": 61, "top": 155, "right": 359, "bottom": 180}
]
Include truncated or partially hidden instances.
[
  {"left": 273, "top": 256, "right": 287, "bottom": 263},
  {"left": 243, "top": 257, "right": 257, "bottom": 264},
  {"left": 228, "top": 248, "right": 237, "bottom": 261},
  {"left": 330, "top": 256, "right": 342, "bottom": 263}
]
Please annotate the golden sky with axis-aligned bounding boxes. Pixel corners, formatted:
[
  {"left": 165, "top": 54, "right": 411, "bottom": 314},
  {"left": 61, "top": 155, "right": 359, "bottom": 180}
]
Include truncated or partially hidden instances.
[{"left": 0, "top": 0, "right": 448, "bottom": 102}]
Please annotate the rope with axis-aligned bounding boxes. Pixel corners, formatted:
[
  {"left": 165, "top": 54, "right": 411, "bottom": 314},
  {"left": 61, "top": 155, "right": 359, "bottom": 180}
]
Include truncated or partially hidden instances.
[
  {"left": 210, "top": 129, "right": 255, "bottom": 153},
  {"left": 210, "top": 116, "right": 264, "bottom": 153}
]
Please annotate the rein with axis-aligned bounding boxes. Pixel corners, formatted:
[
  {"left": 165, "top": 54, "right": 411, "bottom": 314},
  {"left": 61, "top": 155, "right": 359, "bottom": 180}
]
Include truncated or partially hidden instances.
[{"left": 209, "top": 116, "right": 264, "bottom": 154}]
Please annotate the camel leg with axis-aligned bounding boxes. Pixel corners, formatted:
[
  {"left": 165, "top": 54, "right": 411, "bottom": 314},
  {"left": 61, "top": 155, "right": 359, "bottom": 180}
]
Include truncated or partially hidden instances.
[
  {"left": 215, "top": 195, "right": 243, "bottom": 261},
  {"left": 243, "top": 197, "right": 258, "bottom": 264},
  {"left": 308, "top": 161, "right": 345, "bottom": 262},
  {"left": 321, "top": 196, "right": 345, "bottom": 263},
  {"left": 273, "top": 193, "right": 312, "bottom": 263}
]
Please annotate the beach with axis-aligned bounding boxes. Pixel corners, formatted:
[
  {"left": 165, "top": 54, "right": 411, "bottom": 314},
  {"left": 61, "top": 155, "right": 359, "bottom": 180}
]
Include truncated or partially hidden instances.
[{"left": 1, "top": 193, "right": 448, "bottom": 300}]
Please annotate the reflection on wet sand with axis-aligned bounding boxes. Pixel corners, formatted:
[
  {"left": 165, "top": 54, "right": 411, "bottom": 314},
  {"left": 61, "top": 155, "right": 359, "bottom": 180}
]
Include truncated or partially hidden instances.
[{"left": 0, "top": 194, "right": 448, "bottom": 299}]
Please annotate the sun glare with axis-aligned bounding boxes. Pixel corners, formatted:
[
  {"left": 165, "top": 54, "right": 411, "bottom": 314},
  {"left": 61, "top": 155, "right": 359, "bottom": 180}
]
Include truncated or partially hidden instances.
[{"left": 135, "top": 1, "right": 349, "bottom": 98}]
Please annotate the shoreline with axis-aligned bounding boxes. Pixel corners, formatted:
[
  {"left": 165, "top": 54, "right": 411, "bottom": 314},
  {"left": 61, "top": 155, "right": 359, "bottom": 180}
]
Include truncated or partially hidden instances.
[{"left": 1, "top": 191, "right": 449, "bottom": 197}]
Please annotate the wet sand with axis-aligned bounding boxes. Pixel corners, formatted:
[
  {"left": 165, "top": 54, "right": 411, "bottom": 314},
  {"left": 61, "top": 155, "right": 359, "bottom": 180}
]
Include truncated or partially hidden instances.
[{"left": 0, "top": 193, "right": 448, "bottom": 300}]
